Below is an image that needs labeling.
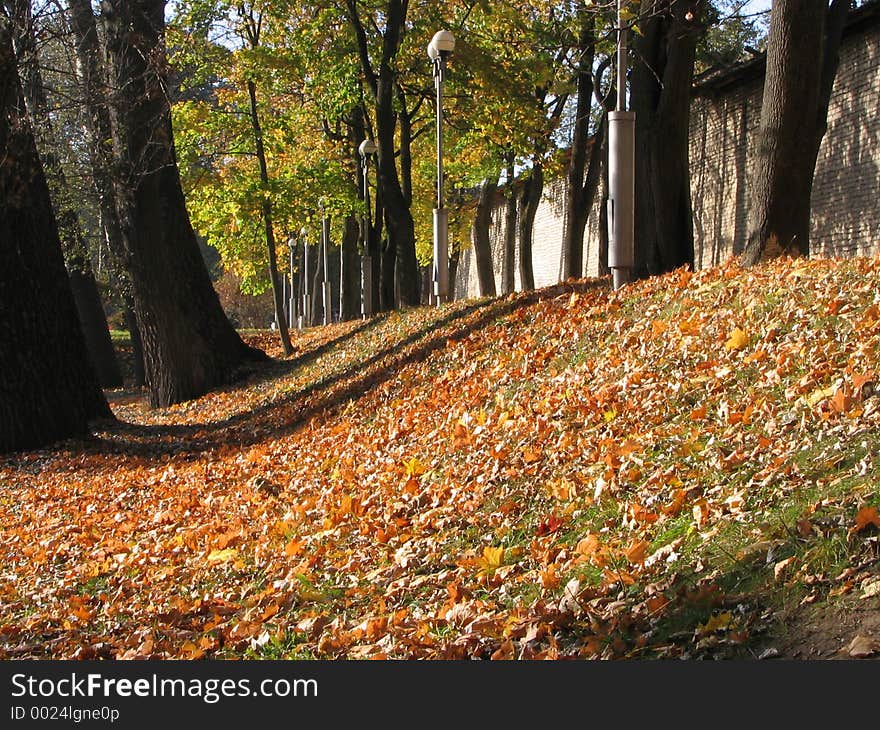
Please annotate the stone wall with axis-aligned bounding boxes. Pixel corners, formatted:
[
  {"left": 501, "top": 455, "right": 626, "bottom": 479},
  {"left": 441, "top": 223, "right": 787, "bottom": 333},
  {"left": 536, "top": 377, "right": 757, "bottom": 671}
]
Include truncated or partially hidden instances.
[{"left": 454, "top": 6, "right": 880, "bottom": 299}]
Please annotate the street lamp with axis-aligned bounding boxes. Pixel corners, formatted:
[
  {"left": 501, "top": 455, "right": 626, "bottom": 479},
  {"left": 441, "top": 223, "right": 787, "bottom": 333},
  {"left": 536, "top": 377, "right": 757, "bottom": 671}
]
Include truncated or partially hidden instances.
[
  {"left": 358, "top": 138, "right": 377, "bottom": 318},
  {"left": 287, "top": 235, "right": 296, "bottom": 329},
  {"left": 608, "top": 0, "right": 635, "bottom": 289},
  {"left": 319, "top": 198, "right": 332, "bottom": 326},
  {"left": 428, "top": 29, "right": 454, "bottom": 305},
  {"left": 301, "top": 226, "right": 311, "bottom": 328}
]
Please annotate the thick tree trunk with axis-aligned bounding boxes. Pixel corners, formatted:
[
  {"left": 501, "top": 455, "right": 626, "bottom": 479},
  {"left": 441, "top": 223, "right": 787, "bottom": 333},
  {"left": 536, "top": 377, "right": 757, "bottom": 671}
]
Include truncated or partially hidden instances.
[
  {"left": 741, "top": 0, "right": 851, "bottom": 265},
  {"left": 339, "top": 214, "right": 361, "bottom": 320},
  {"left": 0, "top": 22, "right": 111, "bottom": 453},
  {"left": 101, "top": 0, "right": 265, "bottom": 407},
  {"left": 10, "top": 0, "right": 122, "bottom": 388},
  {"left": 471, "top": 178, "right": 498, "bottom": 298},
  {"left": 517, "top": 164, "right": 542, "bottom": 291},
  {"left": 502, "top": 157, "right": 517, "bottom": 294},
  {"left": 380, "top": 237, "right": 396, "bottom": 311},
  {"left": 630, "top": 0, "right": 704, "bottom": 278}
]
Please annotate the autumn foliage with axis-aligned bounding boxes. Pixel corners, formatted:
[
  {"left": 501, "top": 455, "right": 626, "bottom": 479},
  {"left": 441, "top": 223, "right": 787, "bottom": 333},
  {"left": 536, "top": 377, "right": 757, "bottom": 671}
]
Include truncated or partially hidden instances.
[{"left": 2, "top": 256, "right": 880, "bottom": 660}]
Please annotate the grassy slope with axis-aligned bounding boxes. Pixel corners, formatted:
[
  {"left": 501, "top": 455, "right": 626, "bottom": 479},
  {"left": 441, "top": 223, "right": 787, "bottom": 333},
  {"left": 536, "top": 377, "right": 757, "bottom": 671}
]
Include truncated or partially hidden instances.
[{"left": 1, "top": 257, "right": 879, "bottom": 660}]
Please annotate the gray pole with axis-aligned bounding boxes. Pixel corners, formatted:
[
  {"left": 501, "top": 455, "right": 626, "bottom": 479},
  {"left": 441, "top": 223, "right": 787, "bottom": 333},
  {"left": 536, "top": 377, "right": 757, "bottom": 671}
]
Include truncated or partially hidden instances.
[
  {"left": 608, "top": 0, "right": 635, "bottom": 289},
  {"left": 361, "top": 154, "right": 373, "bottom": 318},
  {"left": 429, "top": 32, "right": 454, "bottom": 305}
]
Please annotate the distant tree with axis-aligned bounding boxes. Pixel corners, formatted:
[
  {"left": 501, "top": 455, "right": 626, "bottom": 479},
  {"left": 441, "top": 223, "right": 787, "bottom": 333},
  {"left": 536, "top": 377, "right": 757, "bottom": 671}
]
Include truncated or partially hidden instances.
[
  {"left": 740, "top": 0, "right": 851, "bottom": 265},
  {"left": 0, "top": 15, "right": 111, "bottom": 453}
]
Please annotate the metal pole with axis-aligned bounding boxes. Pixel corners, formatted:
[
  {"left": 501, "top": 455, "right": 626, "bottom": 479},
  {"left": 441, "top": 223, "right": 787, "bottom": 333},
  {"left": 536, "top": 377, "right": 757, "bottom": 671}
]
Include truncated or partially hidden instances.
[
  {"left": 608, "top": 0, "right": 635, "bottom": 290},
  {"left": 432, "top": 55, "right": 450, "bottom": 305},
  {"left": 361, "top": 157, "right": 373, "bottom": 319}
]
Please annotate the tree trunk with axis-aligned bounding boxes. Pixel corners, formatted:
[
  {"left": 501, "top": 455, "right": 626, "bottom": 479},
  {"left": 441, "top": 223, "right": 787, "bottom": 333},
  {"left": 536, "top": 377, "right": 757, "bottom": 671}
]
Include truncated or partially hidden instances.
[
  {"left": 630, "top": 0, "right": 704, "bottom": 278},
  {"left": 123, "top": 299, "right": 146, "bottom": 387},
  {"left": 380, "top": 236, "right": 396, "bottom": 311},
  {"left": 246, "top": 78, "right": 293, "bottom": 354},
  {"left": 101, "top": 0, "right": 265, "bottom": 408},
  {"left": 0, "top": 21, "right": 111, "bottom": 453},
  {"left": 740, "top": 0, "right": 851, "bottom": 265},
  {"left": 339, "top": 214, "right": 360, "bottom": 320},
  {"left": 345, "top": 0, "right": 419, "bottom": 307},
  {"left": 502, "top": 157, "right": 517, "bottom": 294},
  {"left": 517, "top": 164, "right": 542, "bottom": 291},
  {"left": 10, "top": 0, "right": 122, "bottom": 388},
  {"left": 562, "top": 10, "right": 606, "bottom": 280},
  {"left": 68, "top": 270, "right": 124, "bottom": 388},
  {"left": 471, "top": 178, "right": 498, "bottom": 298}
]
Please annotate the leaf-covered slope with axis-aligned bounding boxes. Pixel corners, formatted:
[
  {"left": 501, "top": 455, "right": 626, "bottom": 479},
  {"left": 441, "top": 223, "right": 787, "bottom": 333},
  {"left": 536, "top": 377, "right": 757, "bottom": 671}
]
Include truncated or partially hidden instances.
[{"left": 2, "top": 257, "right": 879, "bottom": 659}]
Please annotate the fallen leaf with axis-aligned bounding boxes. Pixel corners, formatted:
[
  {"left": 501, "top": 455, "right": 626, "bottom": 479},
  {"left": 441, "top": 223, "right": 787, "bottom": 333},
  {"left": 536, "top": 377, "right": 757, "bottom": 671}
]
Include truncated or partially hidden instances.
[
  {"left": 847, "top": 635, "right": 880, "bottom": 658},
  {"left": 725, "top": 327, "right": 749, "bottom": 351}
]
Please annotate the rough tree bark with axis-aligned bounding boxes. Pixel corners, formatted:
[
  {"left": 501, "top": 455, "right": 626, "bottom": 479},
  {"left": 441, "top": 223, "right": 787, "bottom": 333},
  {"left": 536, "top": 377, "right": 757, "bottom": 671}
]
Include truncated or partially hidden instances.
[
  {"left": 100, "top": 0, "right": 265, "bottom": 407},
  {"left": 562, "top": 25, "right": 611, "bottom": 281},
  {"left": 68, "top": 0, "right": 146, "bottom": 386},
  {"left": 9, "top": 0, "right": 122, "bottom": 388},
  {"left": 740, "top": 0, "right": 851, "bottom": 265},
  {"left": 0, "top": 19, "right": 111, "bottom": 453},
  {"left": 630, "top": 0, "right": 705, "bottom": 278},
  {"left": 471, "top": 178, "right": 498, "bottom": 297},
  {"left": 502, "top": 155, "right": 517, "bottom": 294}
]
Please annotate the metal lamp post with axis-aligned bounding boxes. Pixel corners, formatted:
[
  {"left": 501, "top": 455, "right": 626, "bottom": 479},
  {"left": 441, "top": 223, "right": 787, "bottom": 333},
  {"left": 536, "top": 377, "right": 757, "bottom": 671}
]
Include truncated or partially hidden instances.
[
  {"left": 358, "top": 138, "right": 377, "bottom": 318},
  {"left": 319, "top": 198, "right": 332, "bottom": 326},
  {"left": 287, "top": 236, "right": 296, "bottom": 329},
  {"left": 608, "top": 0, "right": 635, "bottom": 290},
  {"left": 428, "top": 30, "right": 454, "bottom": 305},
  {"left": 301, "top": 226, "right": 310, "bottom": 328}
]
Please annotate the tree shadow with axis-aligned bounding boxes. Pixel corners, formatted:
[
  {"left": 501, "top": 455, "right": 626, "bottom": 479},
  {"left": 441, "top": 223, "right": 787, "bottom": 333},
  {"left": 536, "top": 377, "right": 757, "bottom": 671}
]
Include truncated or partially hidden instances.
[{"left": 87, "top": 279, "right": 609, "bottom": 459}]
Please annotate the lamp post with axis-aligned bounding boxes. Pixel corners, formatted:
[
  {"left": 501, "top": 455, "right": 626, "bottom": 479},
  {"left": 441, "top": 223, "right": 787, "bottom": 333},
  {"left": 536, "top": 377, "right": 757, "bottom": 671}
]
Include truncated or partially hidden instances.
[
  {"left": 301, "top": 226, "right": 310, "bottom": 328},
  {"left": 319, "top": 198, "right": 332, "bottom": 326},
  {"left": 287, "top": 236, "right": 296, "bottom": 329},
  {"left": 358, "top": 138, "right": 377, "bottom": 318},
  {"left": 607, "top": 0, "right": 635, "bottom": 290},
  {"left": 428, "top": 29, "right": 454, "bottom": 305}
]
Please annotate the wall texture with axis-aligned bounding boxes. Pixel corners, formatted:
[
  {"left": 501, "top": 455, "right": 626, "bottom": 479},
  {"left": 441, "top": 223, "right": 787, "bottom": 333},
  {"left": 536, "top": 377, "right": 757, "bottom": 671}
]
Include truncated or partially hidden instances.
[{"left": 454, "top": 6, "right": 880, "bottom": 300}]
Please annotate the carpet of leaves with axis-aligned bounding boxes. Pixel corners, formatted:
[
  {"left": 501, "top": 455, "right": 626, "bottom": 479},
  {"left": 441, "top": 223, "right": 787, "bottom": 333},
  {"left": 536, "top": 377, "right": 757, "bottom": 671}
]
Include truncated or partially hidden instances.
[{"left": 2, "top": 257, "right": 880, "bottom": 660}]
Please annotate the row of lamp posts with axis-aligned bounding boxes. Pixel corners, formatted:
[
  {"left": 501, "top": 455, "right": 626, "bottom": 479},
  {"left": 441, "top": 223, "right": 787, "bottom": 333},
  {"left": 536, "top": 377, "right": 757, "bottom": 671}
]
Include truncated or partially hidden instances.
[{"left": 289, "top": 14, "right": 634, "bottom": 332}]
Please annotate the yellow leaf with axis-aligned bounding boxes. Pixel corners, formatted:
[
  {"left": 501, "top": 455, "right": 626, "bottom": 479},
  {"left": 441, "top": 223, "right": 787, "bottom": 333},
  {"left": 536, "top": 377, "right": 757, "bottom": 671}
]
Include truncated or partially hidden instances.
[
  {"left": 807, "top": 385, "right": 837, "bottom": 407},
  {"left": 698, "top": 611, "right": 733, "bottom": 634},
  {"left": 478, "top": 546, "right": 505, "bottom": 573},
  {"left": 725, "top": 327, "right": 749, "bottom": 351},
  {"left": 207, "top": 548, "right": 238, "bottom": 563},
  {"left": 404, "top": 457, "right": 426, "bottom": 477}
]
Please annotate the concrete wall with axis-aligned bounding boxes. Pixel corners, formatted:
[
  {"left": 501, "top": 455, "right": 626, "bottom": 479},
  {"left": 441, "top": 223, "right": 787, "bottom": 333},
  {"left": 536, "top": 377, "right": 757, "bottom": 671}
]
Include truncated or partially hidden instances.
[{"left": 454, "top": 8, "right": 880, "bottom": 299}]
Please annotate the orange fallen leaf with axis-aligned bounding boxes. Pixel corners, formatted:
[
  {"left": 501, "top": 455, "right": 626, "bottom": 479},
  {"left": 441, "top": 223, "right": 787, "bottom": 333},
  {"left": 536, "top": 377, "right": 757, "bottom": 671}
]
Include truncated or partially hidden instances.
[
  {"left": 853, "top": 506, "right": 880, "bottom": 533},
  {"left": 624, "top": 539, "right": 650, "bottom": 565}
]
